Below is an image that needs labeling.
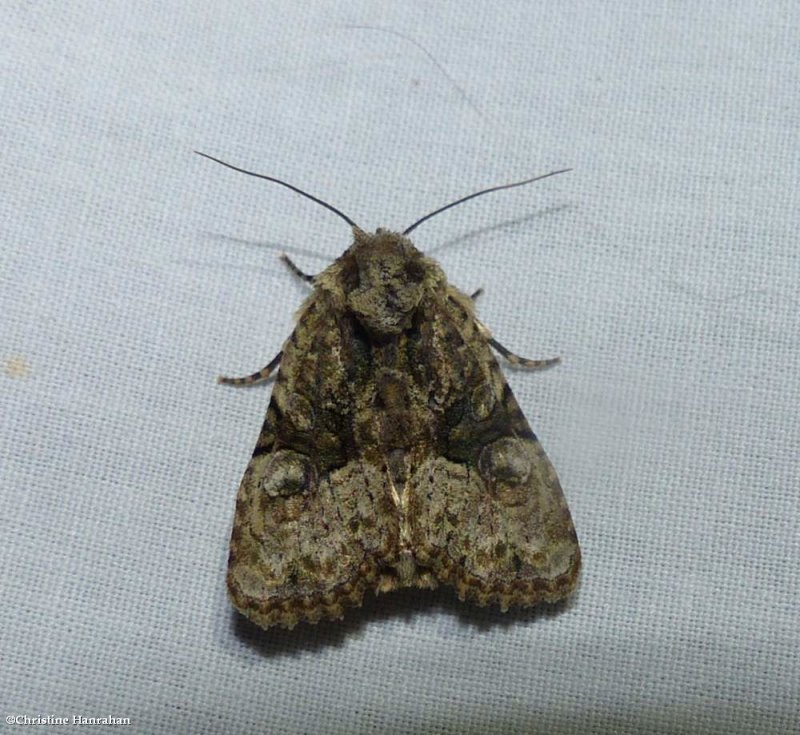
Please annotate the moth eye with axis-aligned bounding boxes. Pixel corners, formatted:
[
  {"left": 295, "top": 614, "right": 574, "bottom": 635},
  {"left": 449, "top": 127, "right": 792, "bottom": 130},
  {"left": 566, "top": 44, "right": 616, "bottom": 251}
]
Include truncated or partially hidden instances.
[
  {"left": 340, "top": 254, "right": 360, "bottom": 290},
  {"left": 259, "top": 450, "right": 313, "bottom": 497},
  {"left": 404, "top": 259, "right": 425, "bottom": 283},
  {"left": 477, "top": 437, "right": 532, "bottom": 485}
]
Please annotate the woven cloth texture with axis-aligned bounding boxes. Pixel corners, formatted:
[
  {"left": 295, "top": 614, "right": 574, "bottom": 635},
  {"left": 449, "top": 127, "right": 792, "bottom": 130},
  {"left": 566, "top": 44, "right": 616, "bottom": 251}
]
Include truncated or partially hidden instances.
[{"left": 2, "top": 3, "right": 798, "bottom": 734}]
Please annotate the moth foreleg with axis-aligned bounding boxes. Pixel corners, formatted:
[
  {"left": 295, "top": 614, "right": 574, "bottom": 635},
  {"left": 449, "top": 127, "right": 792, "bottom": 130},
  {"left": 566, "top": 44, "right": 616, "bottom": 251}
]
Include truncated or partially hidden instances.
[
  {"left": 218, "top": 350, "right": 283, "bottom": 386},
  {"left": 470, "top": 287, "right": 484, "bottom": 301},
  {"left": 487, "top": 336, "right": 560, "bottom": 369},
  {"left": 279, "top": 253, "right": 315, "bottom": 284}
]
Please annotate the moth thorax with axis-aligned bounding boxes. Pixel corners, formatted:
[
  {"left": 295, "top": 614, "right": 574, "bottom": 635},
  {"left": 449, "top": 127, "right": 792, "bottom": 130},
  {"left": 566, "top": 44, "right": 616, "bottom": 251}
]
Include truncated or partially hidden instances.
[{"left": 346, "top": 230, "right": 426, "bottom": 336}]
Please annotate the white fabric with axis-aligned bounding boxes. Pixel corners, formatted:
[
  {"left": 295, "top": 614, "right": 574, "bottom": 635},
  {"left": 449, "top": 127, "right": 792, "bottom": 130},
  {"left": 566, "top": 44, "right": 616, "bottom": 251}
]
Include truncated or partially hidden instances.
[{"left": 2, "top": 3, "right": 798, "bottom": 733}]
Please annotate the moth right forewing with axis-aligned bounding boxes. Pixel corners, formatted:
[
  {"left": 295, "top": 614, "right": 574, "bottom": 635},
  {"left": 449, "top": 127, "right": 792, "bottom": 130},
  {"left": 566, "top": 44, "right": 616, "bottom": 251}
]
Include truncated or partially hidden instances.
[
  {"left": 406, "top": 288, "right": 580, "bottom": 609},
  {"left": 226, "top": 289, "right": 400, "bottom": 629}
]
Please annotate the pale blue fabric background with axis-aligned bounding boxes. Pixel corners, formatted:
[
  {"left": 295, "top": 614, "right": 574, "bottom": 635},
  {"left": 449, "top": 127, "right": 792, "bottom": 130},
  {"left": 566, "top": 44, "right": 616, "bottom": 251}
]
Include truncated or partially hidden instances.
[{"left": 2, "top": 3, "right": 798, "bottom": 733}]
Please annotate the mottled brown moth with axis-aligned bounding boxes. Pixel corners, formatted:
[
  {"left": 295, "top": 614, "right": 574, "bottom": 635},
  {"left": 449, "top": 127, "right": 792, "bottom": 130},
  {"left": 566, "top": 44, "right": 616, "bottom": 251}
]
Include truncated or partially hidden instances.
[{"left": 199, "top": 152, "right": 581, "bottom": 630}]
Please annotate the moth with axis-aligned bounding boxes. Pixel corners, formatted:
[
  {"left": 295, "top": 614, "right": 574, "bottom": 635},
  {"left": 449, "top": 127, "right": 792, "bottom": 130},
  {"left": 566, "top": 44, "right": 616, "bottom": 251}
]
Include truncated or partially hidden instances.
[{"left": 199, "top": 152, "right": 581, "bottom": 630}]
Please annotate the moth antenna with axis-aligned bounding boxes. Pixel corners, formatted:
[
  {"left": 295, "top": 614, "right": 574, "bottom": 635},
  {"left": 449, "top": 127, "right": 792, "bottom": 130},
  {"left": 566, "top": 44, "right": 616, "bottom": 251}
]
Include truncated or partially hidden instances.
[
  {"left": 402, "top": 168, "right": 572, "bottom": 235},
  {"left": 195, "top": 151, "right": 361, "bottom": 230}
]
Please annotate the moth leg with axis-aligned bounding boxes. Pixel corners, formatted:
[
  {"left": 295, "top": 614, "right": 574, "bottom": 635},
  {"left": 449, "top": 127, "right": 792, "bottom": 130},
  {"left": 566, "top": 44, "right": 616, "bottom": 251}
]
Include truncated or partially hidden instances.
[
  {"left": 488, "top": 337, "right": 559, "bottom": 369},
  {"left": 280, "top": 253, "right": 315, "bottom": 284},
  {"left": 476, "top": 321, "right": 559, "bottom": 369},
  {"left": 470, "top": 288, "right": 484, "bottom": 301},
  {"left": 218, "top": 351, "right": 282, "bottom": 386}
]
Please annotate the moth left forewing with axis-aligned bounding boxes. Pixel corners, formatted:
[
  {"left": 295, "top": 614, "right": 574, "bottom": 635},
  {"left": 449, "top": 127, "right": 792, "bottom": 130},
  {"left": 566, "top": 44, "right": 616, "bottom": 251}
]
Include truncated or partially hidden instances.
[
  {"left": 227, "top": 289, "right": 401, "bottom": 630},
  {"left": 406, "top": 285, "right": 580, "bottom": 610}
]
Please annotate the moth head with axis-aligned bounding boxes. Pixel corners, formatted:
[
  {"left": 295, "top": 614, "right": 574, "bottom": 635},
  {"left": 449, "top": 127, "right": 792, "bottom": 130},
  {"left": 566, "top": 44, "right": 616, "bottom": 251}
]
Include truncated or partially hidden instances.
[{"left": 344, "top": 228, "right": 427, "bottom": 337}]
